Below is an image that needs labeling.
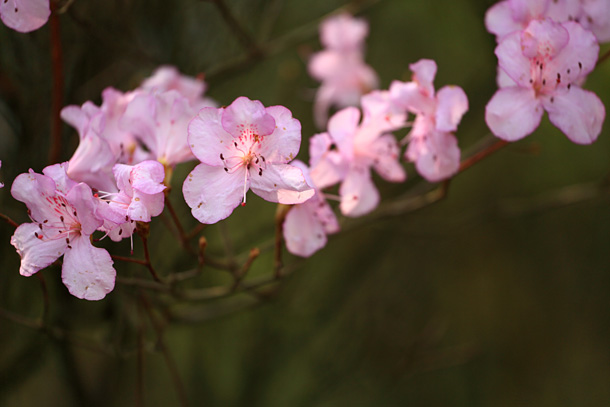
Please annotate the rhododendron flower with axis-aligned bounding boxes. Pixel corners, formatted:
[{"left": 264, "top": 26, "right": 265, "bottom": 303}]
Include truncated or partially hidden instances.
[
  {"left": 391, "top": 59, "right": 468, "bottom": 182},
  {"left": 121, "top": 90, "right": 196, "bottom": 169},
  {"left": 283, "top": 161, "right": 339, "bottom": 258},
  {"left": 309, "top": 13, "right": 379, "bottom": 128},
  {"left": 485, "top": 19, "right": 605, "bottom": 144},
  {"left": 0, "top": 0, "right": 49, "bottom": 33},
  {"left": 140, "top": 65, "right": 217, "bottom": 110},
  {"left": 10, "top": 164, "right": 116, "bottom": 301},
  {"left": 310, "top": 107, "right": 405, "bottom": 217},
  {"left": 183, "top": 96, "right": 314, "bottom": 224},
  {"left": 486, "top": 0, "right": 610, "bottom": 43},
  {"left": 95, "top": 160, "right": 166, "bottom": 241}
]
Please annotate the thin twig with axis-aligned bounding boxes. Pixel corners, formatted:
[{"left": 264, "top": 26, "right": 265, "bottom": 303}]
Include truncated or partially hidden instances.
[
  {"left": 203, "top": 0, "right": 262, "bottom": 55},
  {"left": 164, "top": 195, "right": 192, "bottom": 254},
  {"left": 459, "top": 139, "right": 508, "bottom": 173},
  {"left": 0, "top": 212, "right": 19, "bottom": 228},
  {"left": 232, "top": 247, "right": 260, "bottom": 290},
  {"left": 137, "top": 224, "right": 163, "bottom": 283},
  {"left": 111, "top": 255, "right": 148, "bottom": 266}
]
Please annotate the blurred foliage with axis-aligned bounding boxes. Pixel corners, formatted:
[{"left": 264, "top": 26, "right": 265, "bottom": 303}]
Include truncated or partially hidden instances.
[{"left": 2, "top": 0, "right": 610, "bottom": 406}]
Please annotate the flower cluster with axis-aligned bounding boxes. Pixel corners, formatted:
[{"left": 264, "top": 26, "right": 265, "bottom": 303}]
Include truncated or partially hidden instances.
[
  {"left": 308, "top": 13, "right": 379, "bottom": 128},
  {"left": 485, "top": 0, "right": 607, "bottom": 143}
]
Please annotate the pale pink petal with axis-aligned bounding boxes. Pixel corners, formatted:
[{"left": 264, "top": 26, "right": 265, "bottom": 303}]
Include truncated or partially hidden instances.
[
  {"left": 389, "top": 80, "right": 435, "bottom": 115},
  {"left": 495, "top": 30, "right": 533, "bottom": 87},
  {"left": 66, "top": 183, "right": 103, "bottom": 236},
  {"left": 327, "top": 107, "right": 359, "bottom": 159},
  {"left": 544, "top": 21, "right": 600, "bottom": 83},
  {"left": 415, "top": 131, "right": 460, "bottom": 182},
  {"left": 62, "top": 237, "right": 115, "bottom": 301},
  {"left": 370, "top": 134, "right": 406, "bottom": 182},
  {"left": 11, "top": 223, "right": 66, "bottom": 276},
  {"left": 67, "top": 130, "right": 116, "bottom": 192},
  {"left": 308, "top": 50, "right": 345, "bottom": 80},
  {"left": 542, "top": 86, "right": 605, "bottom": 144},
  {"left": 309, "top": 150, "right": 348, "bottom": 189},
  {"left": 183, "top": 164, "right": 245, "bottom": 224},
  {"left": 188, "top": 107, "right": 233, "bottom": 166},
  {"left": 42, "top": 162, "right": 77, "bottom": 194},
  {"left": 435, "top": 86, "right": 469, "bottom": 133},
  {"left": 130, "top": 160, "right": 166, "bottom": 194},
  {"left": 259, "top": 105, "right": 302, "bottom": 163},
  {"left": 361, "top": 90, "right": 407, "bottom": 132},
  {"left": 112, "top": 163, "right": 133, "bottom": 194},
  {"left": 313, "top": 84, "right": 338, "bottom": 129},
  {"left": 485, "top": 1, "right": 525, "bottom": 39},
  {"left": 339, "top": 166, "right": 379, "bottom": 217},
  {"left": 140, "top": 65, "right": 205, "bottom": 103},
  {"left": 485, "top": 87, "right": 544, "bottom": 141},
  {"left": 128, "top": 189, "right": 165, "bottom": 221},
  {"left": 250, "top": 163, "right": 314, "bottom": 204},
  {"left": 581, "top": 0, "right": 610, "bottom": 42},
  {"left": 11, "top": 170, "right": 60, "bottom": 223},
  {"left": 221, "top": 97, "right": 276, "bottom": 139},
  {"left": 320, "top": 13, "right": 368, "bottom": 51},
  {"left": 409, "top": 59, "right": 437, "bottom": 97},
  {"left": 283, "top": 203, "right": 328, "bottom": 257},
  {"left": 520, "top": 18, "right": 569, "bottom": 59},
  {"left": 309, "top": 132, "right": 333, "bottom": 168},
  {"left": 0, "top": 0, "right": 49, "bottom": 33}
]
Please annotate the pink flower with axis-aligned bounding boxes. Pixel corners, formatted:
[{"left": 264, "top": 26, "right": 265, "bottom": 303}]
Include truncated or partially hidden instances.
[
  {"left": 183, "top": 96, "right": 314, "bottom": 224},
  {"left": 485, "top": 19, "right": 605, "bottom": 144},
  {"left": 0, "top": 0, "right": 49, "bottom": 33},
  {"left": 486, "top": 0, "right": 610, "bottom": 43},
  {"left": 309, "top": 13, "right": 379, "bottom": 128},
  {"left": 390, "top": 59, "right": 468, "bottom": 182},
  {"left": 10, "top": 164, "right": 116, "bottom": 301},
  {"left": 121, "top": 90, "right": 196, "bottom": 168},
  {"left": 139, "top": 65, "right": 217, "bottom": 110},
  {"left": 310, "top": 107, "right": 405, "bottom": 217}
]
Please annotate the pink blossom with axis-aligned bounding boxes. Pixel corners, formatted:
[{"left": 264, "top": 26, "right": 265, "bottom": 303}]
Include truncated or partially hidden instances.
[
  {"left": 10, "top": 164, "right": 115, "bottom": 301},
  {"left": 390, "top": 59, "right": 468, "bottom": 182},
  {"left": 310, "top": 107, "right": 405, "bottom": 217},
  {"left": 486, "top": 0, "right": 610, "bottom": 43},
  {"left": 0, "top": 0, "right": 49, "bottom": 33},
  {"left": 309, "top": 13, "right": 379, "bottom": 128},
  {"left": 139, "top": 65, "right": 217, "bottom": 110},
  {"left": 282, "top": 160, "right": 339, "bottom": 258},
  {"left": 485, "top": 19, "right": 605, "bottom": 144},
  {"left": 183, "top": 96, "right": 314, "bottom": 224},
  {"left": 121, "top": 90, "right": 196, "bottom": 168}
]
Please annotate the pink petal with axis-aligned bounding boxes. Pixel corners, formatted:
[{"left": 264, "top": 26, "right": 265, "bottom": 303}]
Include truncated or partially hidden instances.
[
  {"left": 250, "top": 163, "right": 314, "bottom": 204},
  {"left": 66, "top": 183, "right": 103, "bottom": 236},
  {"left": 544, "top": 21, "right": 599, "bottom": 83},
  {"left": 62, "top": 237, "right": 115, "bottom": 301},
  {"left": 409, "top": 59, "right": 437, "bottom": 97},
  {"left": 11, "top": 170, "right": 60, "bottom": 224},
  {"left": 313, "top": 84, "right": 338, "bottom": 129},
  {"left": 183, "top": 163, "right": 245, "bottom": 224},
  {"left": 389, "top": 80, "right": 435, "bottom": 115},
  {"left": 415, "top": 131, "right": 460, "bottom": 182},
  {"left": 308, "top": 50, "right": 345, "bottom": 81},
  {"left": 361, "top": 90, "right": 407, "bottom": 132},
  {"left": 339, "top": 166, "right": 379, "bottom": 217},
  {"left": 495, "top": 30, "right": 533, "bottom": 87},
  {"left": 259, "top": 105, "right": 302, "bottom": 163},
  {"left": 542, "top": 86, "right": 605, "bottom": 144},
  {"left": 371, "top": 134, "right": 406, "bottom": 182},
  {"left": 327, "top": 107, "right": 359, "bottom": 159},
  {"left": 283, "top": 203, "right": 328, "bottom": 258},
  {"left": 130, "top": 160, "right": 166, "bottom": 194},
  {"left": 320, "top": 13, "right": 368, "bottom": 51},
  {"left": 128, "top": 189, "right": 165, "bottom": 221},
  {"left": 485, "top": 87, "right": 544, "bottom": 141},
  {"left": 188, "top": 107, "right": 233, "bottom": 166},
  {"left": 435, "top": 86, "right": 469, "bottom": 133},
  {"left": 309, "top": 149, "right": 348, "bottom": 189},
  {"left": 485, "top": 1, "right": 525, "bottom": 39},
  {"left": 520, "top": 18, "right": 569, "bottom": 59},
  {"left": 221, "top": 97, "right": 276, "bottom": 139},
  {"left": 0, "top": 0, "right": 49, "bottom": 33},
  {"left": 11, "top": 223, "right": 66, "bottom": 276},
  {"left": 42, "top": 162, "right": 77, "bottom": 195},
  {"left": 140, "top": 65, "right": 205, "bottom": 103}
]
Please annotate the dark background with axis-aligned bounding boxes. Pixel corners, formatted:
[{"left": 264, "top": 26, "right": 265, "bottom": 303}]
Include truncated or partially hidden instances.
[{"left": 1, "top": 0, "right": 610, "bottom": 405}]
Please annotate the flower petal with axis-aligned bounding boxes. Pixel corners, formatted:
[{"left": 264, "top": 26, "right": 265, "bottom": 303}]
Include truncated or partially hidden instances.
[
  {"left": 0, "top": 0, "right": 49, "bottom": 33},
  {"left": 11, "top": 223, "right": 66, "bottom": 276},
  {"left": 188, "top": 107, "right": 233, "bottom": 165},
  {"left": 485, "top": 87, "right": 544, "bottom": 141},
  {"left": 62, "top": 237, "right": 115, "bottom": 301},
  {"left": 250, "top": 163, "right": 314, "bottom": 204},
  {"left": 339, "top": 166, "right": 379, "bottom": 217},
  {"left": 221, "top": 97, "right": 275, "bottom": 138},
  {"left": 259, "top": 105, "right": 302, "bottom": 163},
  {"left": 283, "top": 203, "right": 328, "bottom": 258},
  {"left": 542, "top": 86, "right": 605, "bottom": 144},
  {"left": 183, "top": 163, "right": 245, "bottom": 224},
  {"left": 435, "top": 86, "right": 469, "bottom": 133}
]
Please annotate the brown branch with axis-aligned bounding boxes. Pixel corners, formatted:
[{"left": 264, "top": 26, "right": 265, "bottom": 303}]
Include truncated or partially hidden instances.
[
  {"left": 459, "top": 139, "right": 508, "bottom": 173},
  {"left": 137, "top": 223, "right": 163, "bottom": 283},
  {"left": 111, "top": 255, "right": 148, "bottom": 266},
  {"left": 164, "top": 194, "right": 192, "bottom": 254},
  {"left": 232, "top": 247, "right": 260, "bottom": 290},
  {"left": 48, "top": 1, "right": 64, "bottom": 164},
  {"left": 0, "top": 212, "right": 19, "bottom": 228}
]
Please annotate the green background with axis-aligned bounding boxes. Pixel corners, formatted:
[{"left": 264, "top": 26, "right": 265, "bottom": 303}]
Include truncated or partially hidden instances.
[{"left": 1, "top": 0, "right": 610, "bottom": 405}]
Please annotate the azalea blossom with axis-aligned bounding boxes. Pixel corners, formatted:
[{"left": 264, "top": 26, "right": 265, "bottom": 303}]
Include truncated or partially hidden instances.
[
  {"left": 309, "top": 13, "right": 379, "bottom": 128},
  {"left": 0, "top": 0, "right": 50, "bottom": 33},
  {"left": 10, "top": 164, "right": 116, "bottom": 301},
  {"left": 390, "top": 59, "right": 469, "bottom": 182},
  {"left": 485, "top": 0, "right": 610, "bottom": 43},
  {"left": 183, "top": 96, "right": 314, "bottom": 224},
  {"left": 310, "top": 106, "right": 405, "bottom": 217},
  {"left": 485, "top": 19, "right": 605, "bottom": 144}
]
